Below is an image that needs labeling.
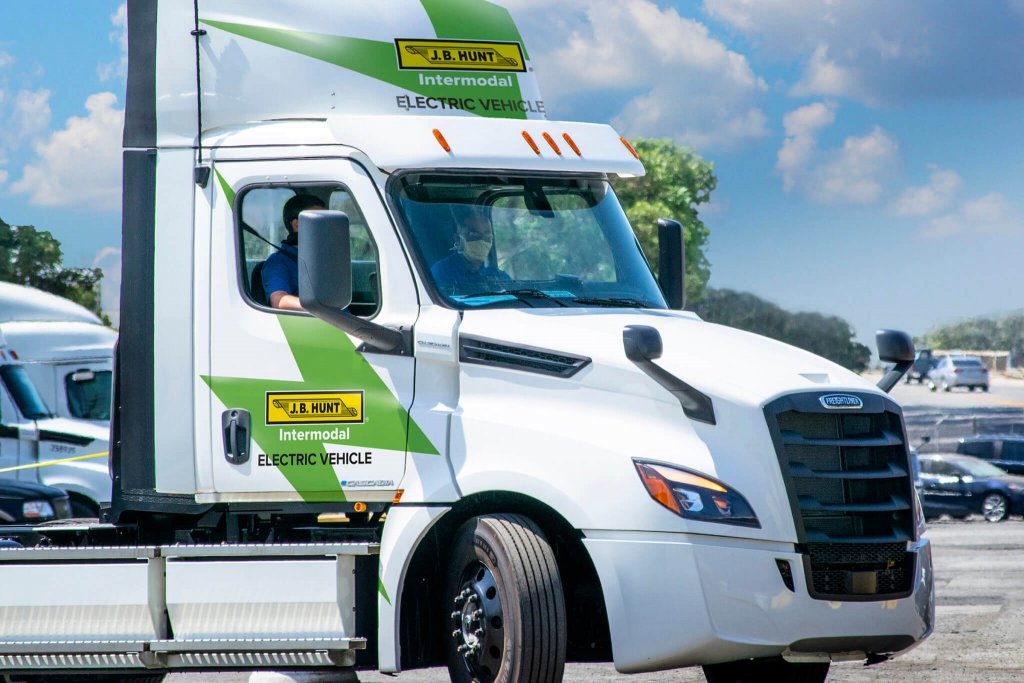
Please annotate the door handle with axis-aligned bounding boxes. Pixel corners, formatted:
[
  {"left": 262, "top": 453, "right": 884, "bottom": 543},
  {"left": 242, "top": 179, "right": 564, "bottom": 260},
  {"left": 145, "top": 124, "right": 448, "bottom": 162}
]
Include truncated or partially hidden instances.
[{"left": 221, "top": 409, "right": 251, "bottom": 465}]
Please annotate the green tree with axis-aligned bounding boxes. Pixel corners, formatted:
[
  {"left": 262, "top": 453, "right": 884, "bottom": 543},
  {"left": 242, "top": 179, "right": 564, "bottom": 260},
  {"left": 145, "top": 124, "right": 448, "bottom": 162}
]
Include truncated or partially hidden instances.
[
  {"left": 0, "top": 218, "right": 108, "bottom": 323},
  {"left": 612, "top": 138, "right": 715, "bottom": 302},
  {"left": 695, "top": 288, "right": 872, "bottom": 372},
  {"left": 923, "top": 311, "right": 1024, "bottom": 363}
]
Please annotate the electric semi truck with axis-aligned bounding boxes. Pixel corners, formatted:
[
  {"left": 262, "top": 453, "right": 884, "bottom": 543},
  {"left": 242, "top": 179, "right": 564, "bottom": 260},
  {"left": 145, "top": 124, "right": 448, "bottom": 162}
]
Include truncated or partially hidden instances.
[{"left": 0, "top": 2, "right": 932, "bottom": 682}]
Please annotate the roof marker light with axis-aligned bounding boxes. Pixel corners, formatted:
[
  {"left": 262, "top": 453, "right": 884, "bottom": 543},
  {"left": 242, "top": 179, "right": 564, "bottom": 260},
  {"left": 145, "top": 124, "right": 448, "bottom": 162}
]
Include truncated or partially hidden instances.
[
  {"left": 522, "top": 131, "right": 541, "bottom": 155},
  {"left": 620, "top": 137, "right": 640, "bottom": 160},
  {"left": 433, "top": 128, "right": 452, "bottom": 153},
  {"left": 562, "top": 133, "right": 582, "bottom": 157},
  {"left": 542, "top": 132, "right": 562, "bottom": 156}
]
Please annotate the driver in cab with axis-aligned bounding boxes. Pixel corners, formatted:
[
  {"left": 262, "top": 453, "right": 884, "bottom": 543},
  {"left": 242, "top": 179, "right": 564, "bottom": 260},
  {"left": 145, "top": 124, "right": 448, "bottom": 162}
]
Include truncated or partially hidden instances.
[{"left": 431, "top": 206, "right": 509, "bottom": 293}]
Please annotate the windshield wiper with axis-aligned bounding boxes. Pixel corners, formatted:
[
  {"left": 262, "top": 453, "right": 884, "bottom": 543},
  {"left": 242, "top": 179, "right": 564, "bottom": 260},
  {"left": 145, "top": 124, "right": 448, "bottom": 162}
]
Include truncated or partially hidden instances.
[
  {"left": 570, "top": 296, "right": 649, "bottom": 308},
  {"left": 456, "top": 289, "right": 570, "bottom": 307}
]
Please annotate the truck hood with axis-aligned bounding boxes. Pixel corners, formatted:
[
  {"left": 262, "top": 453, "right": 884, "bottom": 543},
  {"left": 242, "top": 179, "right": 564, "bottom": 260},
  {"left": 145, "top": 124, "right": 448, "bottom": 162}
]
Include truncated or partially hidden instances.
[{"left": 459, "top": 308, "right": 876, "bottom": 408}]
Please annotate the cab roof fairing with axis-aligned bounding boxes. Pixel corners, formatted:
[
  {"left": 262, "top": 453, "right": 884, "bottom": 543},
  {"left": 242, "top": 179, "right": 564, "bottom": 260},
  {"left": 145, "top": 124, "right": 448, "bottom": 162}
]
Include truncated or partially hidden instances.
[{"left": 199, "top": 116, "right": 647, "bottom": 178}]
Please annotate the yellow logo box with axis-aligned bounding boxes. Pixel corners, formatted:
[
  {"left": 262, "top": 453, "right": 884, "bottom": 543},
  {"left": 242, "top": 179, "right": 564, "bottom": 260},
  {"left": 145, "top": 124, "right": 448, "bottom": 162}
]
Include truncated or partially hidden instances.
[
  {"left": 266, "top": 391, "right": 364, "bottom": 425},
  {"left": 396, "top": 39, "right": 526, "bottom": 72}
]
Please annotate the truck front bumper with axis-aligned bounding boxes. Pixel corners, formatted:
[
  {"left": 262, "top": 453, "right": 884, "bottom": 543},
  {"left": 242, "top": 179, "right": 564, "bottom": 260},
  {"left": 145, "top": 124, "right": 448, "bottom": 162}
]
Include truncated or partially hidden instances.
[{"left": 583, "top": 530, "right": 933, "bottom": 673}]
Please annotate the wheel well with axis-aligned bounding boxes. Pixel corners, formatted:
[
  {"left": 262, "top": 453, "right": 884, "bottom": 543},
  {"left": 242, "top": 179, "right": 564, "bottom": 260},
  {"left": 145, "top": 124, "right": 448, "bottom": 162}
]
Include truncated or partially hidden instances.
[{"left": 398, "top": 491, "right": 612, "bottom": 670}]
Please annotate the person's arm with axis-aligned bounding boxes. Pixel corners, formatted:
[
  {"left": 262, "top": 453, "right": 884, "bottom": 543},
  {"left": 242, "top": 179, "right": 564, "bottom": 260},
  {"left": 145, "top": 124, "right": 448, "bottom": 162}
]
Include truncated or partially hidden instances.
[
  {"left": 262, "top": 255, "right": 304, "bottom": 311},
  {"left": 269, "top": 291, "right": 304, "bottom": 310}
]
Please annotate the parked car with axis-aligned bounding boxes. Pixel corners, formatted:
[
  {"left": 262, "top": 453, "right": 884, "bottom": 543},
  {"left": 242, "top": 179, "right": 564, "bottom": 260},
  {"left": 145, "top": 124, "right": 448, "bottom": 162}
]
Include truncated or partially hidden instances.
[
  {"left": 0, "top": 480, "right": 71, "bottom": 524},
  {"left": 905, "top": 348, "right": 936, "bottom": 384},
  {"left": 927, "top": 354, "right": 989, "bottom": 392},
  {"left": 918, "top": 453, "right": 1024, "bottom": 522},
  {"left": 957, "top": 435, "right": 1024, "bottom": 474}
]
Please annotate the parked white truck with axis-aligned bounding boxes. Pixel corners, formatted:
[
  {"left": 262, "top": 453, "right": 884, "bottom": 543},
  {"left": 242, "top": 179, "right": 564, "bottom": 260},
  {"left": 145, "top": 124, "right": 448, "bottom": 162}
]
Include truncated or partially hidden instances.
[
  {"left": 0, "top": 282, "right": 117, "bottom": 428},
  {"left": 0, "top": 2, "right": 932, "bottom": 682}
]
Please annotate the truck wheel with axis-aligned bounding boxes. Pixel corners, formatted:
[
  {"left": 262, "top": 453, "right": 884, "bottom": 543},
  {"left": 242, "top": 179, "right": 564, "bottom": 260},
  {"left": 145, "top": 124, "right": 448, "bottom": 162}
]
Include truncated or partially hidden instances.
[
  {"left": 445, "top": 513, "right": 566, "bottom": 683},
  {"left": 702, "top": 657, "right": 829, "bottom": 682}
]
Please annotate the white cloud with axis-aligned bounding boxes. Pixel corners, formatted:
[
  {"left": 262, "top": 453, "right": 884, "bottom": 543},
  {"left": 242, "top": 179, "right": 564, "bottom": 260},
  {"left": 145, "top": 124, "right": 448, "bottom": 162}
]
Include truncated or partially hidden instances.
[
  {"left": 507, "top": 0, "right": 769, "bottom": 150},
  {"left": 0, "top": 169, "right": 7, "bottom": 185},
  {"left": 97, "top": 3, "right": 128, "bottom": 81},
  {"left": 892, "top": 165, "right": 962, "bottom": 216},
  {"left": 923, "top": 193, "right": 1024, "bottom": 239},
  {"left": 0, "top": 51, "right": 14, "bottom": 69},
  {"left": 703, "top": 0, "right": 1024, "bottom": 104},
  {"left": 10, "top": 92, "right": 124, "bottom": 211},
  {"left": 776, "top": 103, "right": 899, "bottom": 204},
  {"left": 777, "top": 102, "right": 835, "bottom": 191},
  {"left": 0, "top": 88, "right": 52, "bottom": 151},
  {"left": 93, "top": 246, "right": 122, "bottom": 328}
]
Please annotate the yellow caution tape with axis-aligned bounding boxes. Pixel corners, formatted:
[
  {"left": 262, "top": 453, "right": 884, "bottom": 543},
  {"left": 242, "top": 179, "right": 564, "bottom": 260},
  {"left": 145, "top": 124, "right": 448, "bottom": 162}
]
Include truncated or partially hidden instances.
[{"left": 0, "top": 451, "right": 109, "bottom": 474}]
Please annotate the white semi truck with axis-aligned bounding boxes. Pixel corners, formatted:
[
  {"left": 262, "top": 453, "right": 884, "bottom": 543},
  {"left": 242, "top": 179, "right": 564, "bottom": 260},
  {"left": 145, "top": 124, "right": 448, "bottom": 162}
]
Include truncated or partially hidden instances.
[{"left": 0, "top": 2, "right": 932, "bottom": 682}]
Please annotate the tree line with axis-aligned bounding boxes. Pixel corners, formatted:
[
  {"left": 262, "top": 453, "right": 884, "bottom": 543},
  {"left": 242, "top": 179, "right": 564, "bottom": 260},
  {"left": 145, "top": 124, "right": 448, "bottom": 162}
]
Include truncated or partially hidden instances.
[{"left": 921, "top": 313, "right": 1024, "bottom": 361}]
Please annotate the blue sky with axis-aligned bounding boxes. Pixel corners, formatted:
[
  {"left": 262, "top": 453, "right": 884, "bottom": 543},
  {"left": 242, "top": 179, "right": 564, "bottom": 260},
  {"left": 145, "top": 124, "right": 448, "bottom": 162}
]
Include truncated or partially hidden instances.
[{"left": 1, "top": 1, "right": 1022, "bottom": 354}]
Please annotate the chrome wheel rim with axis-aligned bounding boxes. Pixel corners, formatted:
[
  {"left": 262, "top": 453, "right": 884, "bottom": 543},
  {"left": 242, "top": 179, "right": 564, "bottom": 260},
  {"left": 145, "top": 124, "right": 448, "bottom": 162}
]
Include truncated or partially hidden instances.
[{"left": 983, "top": 494, "right": 1007, "bottom": 522}]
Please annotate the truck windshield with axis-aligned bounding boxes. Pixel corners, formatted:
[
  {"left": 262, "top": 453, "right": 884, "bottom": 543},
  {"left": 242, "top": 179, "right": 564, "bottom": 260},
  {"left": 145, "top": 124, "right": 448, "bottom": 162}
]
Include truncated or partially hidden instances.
[
  {"left": 0, "top": 365, "right": 53, "bottom": 420},
  {"left": 391, "top": 173, "right": 667, "bottom": 309}
]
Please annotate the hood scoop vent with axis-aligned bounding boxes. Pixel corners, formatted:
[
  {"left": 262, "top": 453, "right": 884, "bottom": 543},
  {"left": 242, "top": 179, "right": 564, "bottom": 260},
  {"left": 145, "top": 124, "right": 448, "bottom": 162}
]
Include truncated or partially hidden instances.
[{"left": 459, "top": 337, "right": 590, "bottom": 378}]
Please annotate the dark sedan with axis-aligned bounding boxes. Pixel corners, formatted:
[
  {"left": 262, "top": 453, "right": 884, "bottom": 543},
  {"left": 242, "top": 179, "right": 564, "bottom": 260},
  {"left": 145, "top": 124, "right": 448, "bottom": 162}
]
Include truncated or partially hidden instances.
[
  {"left": 0, "top": 480, "right": 71, "bottom": 524},
  {"left": 918, "top": 453, "right": 1024, "bottom": 523}
]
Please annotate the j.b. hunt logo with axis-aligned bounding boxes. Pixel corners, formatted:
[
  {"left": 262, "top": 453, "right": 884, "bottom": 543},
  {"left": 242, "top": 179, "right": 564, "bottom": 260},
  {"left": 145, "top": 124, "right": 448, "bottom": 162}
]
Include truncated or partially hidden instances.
[
  {"left": 395, "top": 39, "right": 526, "bottom": 72},
  {"left": 266, "top": 390, "right": 364, "bottom": 425},
  {"left": 819, "top": 394, "right": 864, "bottom": 410}
]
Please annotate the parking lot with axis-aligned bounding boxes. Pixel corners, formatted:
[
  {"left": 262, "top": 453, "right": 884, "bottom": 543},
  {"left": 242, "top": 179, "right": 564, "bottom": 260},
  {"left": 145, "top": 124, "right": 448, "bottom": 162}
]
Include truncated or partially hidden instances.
[{"left": 168, "top": 519, "right": 1024, "bottom": 683}]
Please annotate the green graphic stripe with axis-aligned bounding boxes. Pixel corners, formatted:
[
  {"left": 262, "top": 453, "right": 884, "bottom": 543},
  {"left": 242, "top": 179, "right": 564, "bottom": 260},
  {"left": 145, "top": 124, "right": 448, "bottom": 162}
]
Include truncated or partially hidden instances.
[
  {"left": 201, "top": 19, "right": 526, "bottom": 120},
  {"left": 202, "top": 316, "right": 438, "bottom": 503},
  {"left": 420, "top": 0, "right": 530, "bottom": 60},
  {"left": 214, "top": 168, "right": 235, "bottom": 207},
  {"left": 378, "top": 577, "right": 392, "bottom": 605}
]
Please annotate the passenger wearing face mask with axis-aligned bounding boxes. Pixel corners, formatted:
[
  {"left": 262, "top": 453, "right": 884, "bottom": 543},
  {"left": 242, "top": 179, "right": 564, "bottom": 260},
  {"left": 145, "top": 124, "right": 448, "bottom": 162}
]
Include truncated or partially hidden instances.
[{"left": 431, "top": 206, "right": 510, "bottom": 293}]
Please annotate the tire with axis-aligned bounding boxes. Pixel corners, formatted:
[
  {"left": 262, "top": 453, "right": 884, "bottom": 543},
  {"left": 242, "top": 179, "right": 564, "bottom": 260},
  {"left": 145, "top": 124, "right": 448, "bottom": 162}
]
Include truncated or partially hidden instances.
[
  {"left": 703, "top": 657, "right": 830, "bottom": 683},
  {"left": 982, "top": 385, "right": 990, "bottom": 392},
  {"left": 942, "top": 381, "right": 951, "bottom": 392},
  {"left": 981, "top": 493, "right": 1009, "bottom": 523},
  {"left": 928, "top": 381, "right": 937, "bottom": 392},
  {"left": 445, "top": 514, "right": 566, "bottom": 683},
  {"left": 69, "top": 498, "right": 100, "bottom": 519}
]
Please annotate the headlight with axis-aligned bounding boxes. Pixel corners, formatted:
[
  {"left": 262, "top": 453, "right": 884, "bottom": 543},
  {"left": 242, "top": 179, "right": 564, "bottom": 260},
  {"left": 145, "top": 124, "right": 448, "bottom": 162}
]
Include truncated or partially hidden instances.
[
  {"left": 914, "top": 488, "right": 927, "bottom": 537},
  {"left": 633, "top": 459, "right": 760, "bottom": 527},
  {"left": 22, "top": 500, "right": 55, "bottom": 519}
]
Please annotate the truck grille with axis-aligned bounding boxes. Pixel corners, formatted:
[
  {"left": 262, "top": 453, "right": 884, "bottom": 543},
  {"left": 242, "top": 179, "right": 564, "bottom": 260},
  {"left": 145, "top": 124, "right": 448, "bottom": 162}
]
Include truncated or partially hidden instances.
[{"left": 765, "top": 393, "right": 916, "bottom": 600}]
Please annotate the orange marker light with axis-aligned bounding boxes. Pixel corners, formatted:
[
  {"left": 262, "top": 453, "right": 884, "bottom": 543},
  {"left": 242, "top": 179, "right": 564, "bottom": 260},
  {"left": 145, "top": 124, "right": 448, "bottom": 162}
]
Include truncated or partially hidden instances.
[
  {"left": 522, "top": 131, "right": 541, "bottom": 155},
  {"left": 620, "top": 137, "right": 640, "bottom": 160},
  {"left": 353, "top": 502, "right": 367, "bottom": 513},
  {"left": 542, "top": 132, "right": 562, "bottom": 156},
  {"left": 392, "top": 489, "right": 405, "bottom": 504},
  {"left": 562, "top": 133, "right": 582, "bottom": 157},
  {"left": 433, "top": 128, "right": 452, "bottom": 153},
  {"left": 634, "top": 463, "right": 682, "bottom": 514}
]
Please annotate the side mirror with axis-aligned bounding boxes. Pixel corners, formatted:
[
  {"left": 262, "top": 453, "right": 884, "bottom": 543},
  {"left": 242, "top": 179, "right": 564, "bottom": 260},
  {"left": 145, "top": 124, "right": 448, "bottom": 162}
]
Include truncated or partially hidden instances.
[
  {"left": 657, "top": 218, "right": 685, "bottom": 310},
  {"left": 298, "top": 210, "right": 353, "bottom": 312},
  {"left": 875, "top": 329, "right": 915, "bottom": 394},
  {"left": 298, "top": 210, "right": 405, "bottom": 353}
]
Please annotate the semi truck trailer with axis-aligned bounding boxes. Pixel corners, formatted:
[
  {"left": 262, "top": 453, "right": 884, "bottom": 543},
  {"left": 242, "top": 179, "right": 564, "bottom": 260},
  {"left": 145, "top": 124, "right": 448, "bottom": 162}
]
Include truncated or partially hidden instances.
[{"left": 0, "top": 2, "right": 932, "bottom": 682}]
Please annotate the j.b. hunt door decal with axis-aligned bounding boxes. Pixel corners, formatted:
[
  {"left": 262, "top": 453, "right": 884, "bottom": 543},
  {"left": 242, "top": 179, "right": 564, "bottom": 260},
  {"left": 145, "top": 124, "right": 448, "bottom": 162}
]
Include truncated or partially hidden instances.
[{"left": 202, "top": 315, "right": 437, "bottom": 502}]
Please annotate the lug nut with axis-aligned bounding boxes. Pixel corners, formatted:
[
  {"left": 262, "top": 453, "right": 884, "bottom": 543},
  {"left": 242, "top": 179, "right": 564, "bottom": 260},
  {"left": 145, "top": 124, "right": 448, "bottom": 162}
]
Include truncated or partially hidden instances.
[
  {"left": 452, "top": 629, "right": 461, "bottom": 639},
  {"left": 474, "top": 609, "right": 484, "bottom": 618},
  {"left": 474, "top": 628, "right": 485, "bottom": 638},
  {"left": 451, "top": 611, "right": 461, "bottom": 620}
]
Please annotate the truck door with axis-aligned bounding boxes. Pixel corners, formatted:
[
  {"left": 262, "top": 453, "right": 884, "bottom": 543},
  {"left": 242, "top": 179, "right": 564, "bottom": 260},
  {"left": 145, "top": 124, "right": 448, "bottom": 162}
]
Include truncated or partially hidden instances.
[{"left": 201, "top": 157, "right": 422, "bottom": 504}]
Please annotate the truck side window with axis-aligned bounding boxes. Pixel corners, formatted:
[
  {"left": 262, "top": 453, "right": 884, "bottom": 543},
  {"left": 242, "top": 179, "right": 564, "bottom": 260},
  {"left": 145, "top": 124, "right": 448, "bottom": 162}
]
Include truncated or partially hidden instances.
[
  {"left": 237, "top": 185, "right": 380, "bottom": 317},
  {"left": 65, "top": 370, "right": 112, "bottom": 421}
]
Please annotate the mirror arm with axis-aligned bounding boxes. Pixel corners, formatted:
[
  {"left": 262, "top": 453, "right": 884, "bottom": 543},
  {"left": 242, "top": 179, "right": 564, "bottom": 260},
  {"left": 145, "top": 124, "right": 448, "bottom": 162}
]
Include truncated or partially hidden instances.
[
  {"left": 877, "top": 360, "right": 913, "bottom": 393},
  {"left": 302, "top": 301, "right": 408, "bottom": 354}
]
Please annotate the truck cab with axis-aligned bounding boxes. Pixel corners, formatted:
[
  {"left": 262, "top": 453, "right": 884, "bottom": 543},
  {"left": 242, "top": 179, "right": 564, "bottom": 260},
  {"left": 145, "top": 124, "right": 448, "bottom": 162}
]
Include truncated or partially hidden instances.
[{"left": 0, "top": 3, "right": 932, "bottom": 682}]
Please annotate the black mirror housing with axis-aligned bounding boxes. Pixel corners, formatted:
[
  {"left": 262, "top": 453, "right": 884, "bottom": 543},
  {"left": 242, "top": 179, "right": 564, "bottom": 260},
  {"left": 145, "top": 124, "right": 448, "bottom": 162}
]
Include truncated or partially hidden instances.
[
  {"left": 877, "top": 329, "right": 915, "bottom": 363},
  {"left": 298, "top": 210, "right": 352, "bottom": 312},
  {"left": 657, "top": 218, "right": 686, "bottom": 310}
]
